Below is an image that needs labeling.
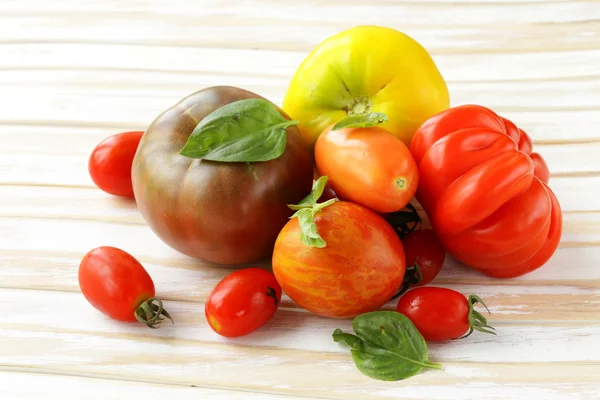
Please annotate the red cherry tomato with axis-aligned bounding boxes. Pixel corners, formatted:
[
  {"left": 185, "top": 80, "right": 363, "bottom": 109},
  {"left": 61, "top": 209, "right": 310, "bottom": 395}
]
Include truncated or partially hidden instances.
[
  {"left": 402, "top": 229, "right": 446, "bottom": 288},
  {"left": 78, "top": 246, "right": 171, "bottom": 328},
  {"left": 88, "top": 131, "right": 144, "bottom": 198},
  {"left": 396, "top": 287, "right": 495, "bottom": 341},
  {"left": 205, "top": 268, "right": 282, "bottom": 337}
]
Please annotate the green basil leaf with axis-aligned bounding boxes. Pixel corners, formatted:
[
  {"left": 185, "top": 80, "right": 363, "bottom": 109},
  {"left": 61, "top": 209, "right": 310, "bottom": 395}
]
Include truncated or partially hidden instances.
[
  {"left": 180, "top": 98, "right": 299, "bottom": 162},
  {"left": 288, "top": 176, "right": 337, "bottom": 248},
  {"left": 288, "top": 176, "right": 328, "bottom": 210},
  {"left": 331, "top": 112, "right": 388, "bottom": 131},
  {"left": 332, "top": 329, "right": 364, "bottom": 351},
  {"left": 333, "top": 311, "right": 441, "bottom": 381},
  {"left": 293, "top": 208, "right": 326, "bottom": 248}
]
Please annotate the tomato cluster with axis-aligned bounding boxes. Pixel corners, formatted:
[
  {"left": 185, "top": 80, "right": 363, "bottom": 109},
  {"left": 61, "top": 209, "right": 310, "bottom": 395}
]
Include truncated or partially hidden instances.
[
  {"left": 79, "top": 24, "right": 562, "bottom": 382},
  {"left": 81, "top": 122, "right": 495, "bottom": 342}
]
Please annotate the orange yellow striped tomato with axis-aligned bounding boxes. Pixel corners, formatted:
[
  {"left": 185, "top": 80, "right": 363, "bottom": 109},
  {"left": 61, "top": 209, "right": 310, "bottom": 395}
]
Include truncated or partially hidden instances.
[{"left": 272, "top": 201, "right": 406, "bottom": 319}]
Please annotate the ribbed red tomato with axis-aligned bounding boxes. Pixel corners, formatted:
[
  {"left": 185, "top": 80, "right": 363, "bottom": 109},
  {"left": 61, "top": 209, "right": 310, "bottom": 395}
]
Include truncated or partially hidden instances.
[{"left": 410, "top": 104, "right": 562, "bottom": 278}]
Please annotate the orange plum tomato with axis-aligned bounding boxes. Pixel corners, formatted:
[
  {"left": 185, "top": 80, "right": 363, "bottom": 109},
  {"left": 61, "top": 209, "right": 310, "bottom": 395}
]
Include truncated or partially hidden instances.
[{"left": 315, "top": 125, "right": 418, "bottom": 213}]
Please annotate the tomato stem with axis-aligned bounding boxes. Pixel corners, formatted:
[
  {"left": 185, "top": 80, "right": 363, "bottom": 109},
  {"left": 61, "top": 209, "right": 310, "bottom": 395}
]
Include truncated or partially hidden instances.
[
  {"left": 346, "top": 97, "right": 372, "bottom": 116},
  {"left": 266, "top": 286, "right": 279, "bottom": 306},
  {"left": 134, "top": 297, "right": 173, "bottom": 329},
  {"left": 390, "top": 259, "right": 422, "bottom": 300},
  {"left": 460, "top": 294, "right": 496, "bottom": 339},
  {"left": 385, "top": 203, "right": 422, "bottom": 239}
]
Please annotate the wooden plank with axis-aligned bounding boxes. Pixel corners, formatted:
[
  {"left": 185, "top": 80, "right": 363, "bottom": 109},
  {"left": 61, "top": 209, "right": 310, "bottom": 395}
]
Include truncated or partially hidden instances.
[
  {"left": 0, "top": 214, "right": 599, "bottom": 320},
  {"left": 0, "top": 0, "right": 592, "bottom": 11},
  {"left": 0, "top": 183, "right": 597, "bottom": 227},
  {"left": 4, "top": 118, "right": 600, "bottom": 159},
  {"left": 1, "top": 125, "right": 599, "bottom": 199},
  {"left": 0, "top": 212, "right": 597, "bottom": 268},
  {"left": 0, "top": 1, "right": 598, "bottom": 54},
  {"left": 0, "top": 186, "right": 142, "bottom": 224},
  {"left": 2, "top": 67, "right": 600, "bottom": 121},
  {"left": 0, "top": 179, "right": 595, "bottom": 226},
  {"left": 2, "top": 288, "right": 599, "bottom": 361},
  {"left": 1, "top": 289, "right": 599, "bottom": 400},
  {"left": 2, "top": 365, "right": 597, "bottom": 400},
  {"left": 3, "top": 0, "right": 597, "bottom": 24},
  {"left": 0, "top": 370, "right": 311, "bottom": 400},
  {"left": 4, "top": 70, "right": 600, "bottom": 115},
  {"left": 2, "top": 180, "right": 598, "bottom": 220},
  {"left": 3, "top": 43, "right": 600, "bottom": 84},
  {"left": 1, "top": 248, "right": 598, "bottom": 320}
]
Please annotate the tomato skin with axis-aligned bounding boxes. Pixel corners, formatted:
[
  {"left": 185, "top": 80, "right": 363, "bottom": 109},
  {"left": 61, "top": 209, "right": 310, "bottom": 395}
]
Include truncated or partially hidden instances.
[
  {"left": 396, "top": 287, "right": 470, "bottom": 341},
  {"left": 283, "top": 25, "right": 449, "bottom": 147},
  {"left": 78, "top": 246, "right": 155, "bottom": 322},
  {"left": 272, "top": 201, "right": 406, "bottom": 319},
  {"left": 409, "top": 104, "right": 562, "bottom": 278},
  {"left": 131, "top": 86, "right": 313, "bottom": 265},
  {"left": 401, "top": 229, "right": 446, "bottom": 287},
  {"left": 205, "top": 268, "right": 282, "bottom": 337},
  {"left": 315, "top": 126, "right": 419, "bottom": 213},
  {"left": 88, "top": 131, "right": 144, "bottom": 198}
]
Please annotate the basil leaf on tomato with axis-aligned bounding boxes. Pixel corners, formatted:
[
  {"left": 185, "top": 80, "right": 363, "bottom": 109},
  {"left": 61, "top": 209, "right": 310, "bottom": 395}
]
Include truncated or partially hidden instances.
[
  {"left": 180, "top": 98, "right": 299, "bottom": 162},
  {"left": 289, "top": 176, "right": 329, "bottom": 210},
  {"left": 288, "top": 176, "right": 337, "bottom": 248},
  {"left": 290, "top": 207, "right": 327, "bottom": 248},
  {"left": 332, "top": 112, "right": 388, "bottom": 131},
  {"left": 333, "top": 311, "right": 441, "bottom": 381}
]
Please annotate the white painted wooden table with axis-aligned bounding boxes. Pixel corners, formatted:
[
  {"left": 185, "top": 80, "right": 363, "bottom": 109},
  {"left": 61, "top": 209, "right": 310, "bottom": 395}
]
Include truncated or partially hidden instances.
[{"left": 1, "top": 1, "right": 599, "bottom": 399}]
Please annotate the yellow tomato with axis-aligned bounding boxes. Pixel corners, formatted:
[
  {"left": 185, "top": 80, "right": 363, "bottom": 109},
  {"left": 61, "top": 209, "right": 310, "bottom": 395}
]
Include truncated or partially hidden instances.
[{"left": 282, "top": 25, "right": 450, "bottom": 147}]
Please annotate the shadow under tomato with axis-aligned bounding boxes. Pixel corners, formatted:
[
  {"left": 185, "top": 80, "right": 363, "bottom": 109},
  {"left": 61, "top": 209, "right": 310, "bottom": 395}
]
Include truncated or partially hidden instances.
[
  {"left": 106, "top": 194, "right": 138, "bottom": 209},
  {"left": 218, "top": 306, "right": 355, "bottom": 352}
]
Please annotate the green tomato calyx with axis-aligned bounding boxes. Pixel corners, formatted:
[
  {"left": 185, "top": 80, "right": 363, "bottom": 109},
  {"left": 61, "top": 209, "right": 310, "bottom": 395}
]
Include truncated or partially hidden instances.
[
  {"left": 288, "top": 176, "right": 337, "bottom": 248},
  {"left": 134, "top": 297, "right": 173, "bottom": 329},
  {"left": 460, "top": 294, "right": 496, "bottom": 339},
  {"left": 347, "top": 97, "right": 372, "bottom": 116}
]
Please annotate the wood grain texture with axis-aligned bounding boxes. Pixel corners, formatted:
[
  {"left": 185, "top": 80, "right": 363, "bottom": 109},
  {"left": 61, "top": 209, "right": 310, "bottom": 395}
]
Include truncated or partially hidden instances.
[{"left": 1, "top": 0, "right": 599, "bottom": 399}]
